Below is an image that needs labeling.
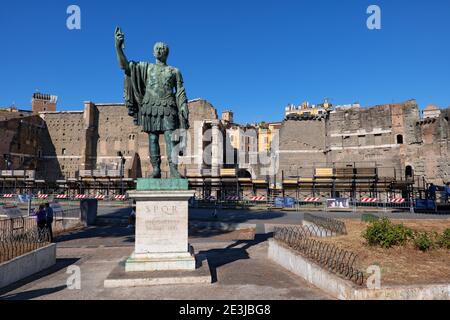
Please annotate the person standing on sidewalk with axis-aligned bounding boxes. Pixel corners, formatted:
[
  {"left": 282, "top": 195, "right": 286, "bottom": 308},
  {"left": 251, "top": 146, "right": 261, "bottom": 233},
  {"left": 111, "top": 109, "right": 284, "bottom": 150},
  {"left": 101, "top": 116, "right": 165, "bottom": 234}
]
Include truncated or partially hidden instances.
[
  {"left": 44, "top": 202, "right": 54, "bottom": 242},
  {"left": 444, "top": 182, "right": 450, "bottom": 204},
  {"left": 35, "top": 204, "right": 47, "bottom": 241}
]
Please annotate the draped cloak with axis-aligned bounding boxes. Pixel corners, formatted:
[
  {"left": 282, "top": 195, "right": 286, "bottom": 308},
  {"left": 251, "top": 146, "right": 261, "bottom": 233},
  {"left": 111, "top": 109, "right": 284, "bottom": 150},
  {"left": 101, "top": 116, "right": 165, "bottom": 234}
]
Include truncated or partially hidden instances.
[{"left": 124, "top": 61, "right": 189, "bottom": 133}]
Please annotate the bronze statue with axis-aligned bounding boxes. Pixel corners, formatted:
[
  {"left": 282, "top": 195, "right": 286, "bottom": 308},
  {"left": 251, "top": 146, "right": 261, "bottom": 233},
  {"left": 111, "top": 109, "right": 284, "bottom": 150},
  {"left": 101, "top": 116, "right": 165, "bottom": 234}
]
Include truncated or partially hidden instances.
[{"left": 115, "top": 27, "right": 189, "bottom": 179}]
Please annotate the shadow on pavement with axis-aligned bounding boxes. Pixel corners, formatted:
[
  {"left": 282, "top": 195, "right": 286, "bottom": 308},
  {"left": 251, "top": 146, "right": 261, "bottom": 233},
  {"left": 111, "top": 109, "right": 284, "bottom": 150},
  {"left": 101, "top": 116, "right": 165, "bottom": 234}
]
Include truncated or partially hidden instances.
[
  {"left": 0, "top": 285, "right": 67, "bottom": 300},
  {"left": 189, "top": 209, "right": 285, "bottom": 223},
  {"left": 0, "top": 258, "right": 79, "bottom": 300},
  {"left": 55, "top": 226, "right": 135, "bottom": 244},
  {"left": 198, "top": 233, "right": 273, "bottom": 283}
]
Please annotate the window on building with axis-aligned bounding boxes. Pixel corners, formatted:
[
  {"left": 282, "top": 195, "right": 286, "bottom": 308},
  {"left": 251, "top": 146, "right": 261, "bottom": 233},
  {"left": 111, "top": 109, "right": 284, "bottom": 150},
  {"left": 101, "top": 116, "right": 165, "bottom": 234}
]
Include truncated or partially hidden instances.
[
  {"left": 358, "top": 135, "right": 366, "bottom": 145},
  {"left": 62, "top": 148, "right": 66, "bottom": 155},
  {"left": 396, "top": 134, "right": 404, "bottom": 144},
  {"left": 405, "top": 165, "right": 413, "bottom": 179},
  {"left": 374, "top": 133, "right": 382, "bottom": 145}
]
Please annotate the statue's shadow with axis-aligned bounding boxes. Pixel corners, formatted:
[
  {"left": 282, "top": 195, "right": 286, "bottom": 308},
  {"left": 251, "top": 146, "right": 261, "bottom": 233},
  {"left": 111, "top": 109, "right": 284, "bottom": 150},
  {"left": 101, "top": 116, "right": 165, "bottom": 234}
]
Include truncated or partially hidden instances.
[{"left": 198, "top": 233, "right": 272, "bottom": 283}]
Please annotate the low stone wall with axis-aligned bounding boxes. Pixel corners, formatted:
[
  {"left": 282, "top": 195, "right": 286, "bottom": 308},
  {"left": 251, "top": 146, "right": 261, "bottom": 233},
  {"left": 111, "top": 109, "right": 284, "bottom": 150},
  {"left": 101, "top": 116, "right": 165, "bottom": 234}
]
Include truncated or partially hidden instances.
[
  {"left": 268, "top": 239, "right": 450, "bottom": 300},
  {"left": 0, "top": 243, "right": 56, "bottom": 289}
]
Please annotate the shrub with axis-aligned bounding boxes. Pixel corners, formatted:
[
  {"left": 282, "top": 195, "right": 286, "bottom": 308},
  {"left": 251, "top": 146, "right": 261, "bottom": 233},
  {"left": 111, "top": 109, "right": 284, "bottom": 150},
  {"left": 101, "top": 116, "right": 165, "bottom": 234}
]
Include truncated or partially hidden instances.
[
  {"left": 437, "top": 229, "right": 450, "bottom": 249},
  {"left": 362, "top": 218, "right": 413, "bottom": 248},
  {"left": 413, "top": 232, "right": 436, "bottom": 252}
]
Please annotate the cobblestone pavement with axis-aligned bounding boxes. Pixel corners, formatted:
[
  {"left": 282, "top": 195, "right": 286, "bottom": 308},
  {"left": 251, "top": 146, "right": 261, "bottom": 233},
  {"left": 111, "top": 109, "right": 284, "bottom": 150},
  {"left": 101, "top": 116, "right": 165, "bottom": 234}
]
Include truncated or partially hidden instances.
[{"left": 0, "top": 227, "right": 332, "bottom": 300}]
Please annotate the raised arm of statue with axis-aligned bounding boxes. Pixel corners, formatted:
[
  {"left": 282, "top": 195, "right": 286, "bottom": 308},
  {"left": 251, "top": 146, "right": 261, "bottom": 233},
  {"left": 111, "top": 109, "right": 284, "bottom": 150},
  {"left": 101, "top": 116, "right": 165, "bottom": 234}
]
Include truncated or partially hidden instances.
[{"left": 115, "top": 26, "right": 130, "bottom": 75}]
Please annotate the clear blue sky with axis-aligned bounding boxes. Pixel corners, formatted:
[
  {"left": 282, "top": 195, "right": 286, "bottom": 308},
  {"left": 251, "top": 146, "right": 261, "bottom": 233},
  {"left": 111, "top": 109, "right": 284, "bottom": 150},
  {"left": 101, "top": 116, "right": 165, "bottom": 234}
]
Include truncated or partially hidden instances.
[{"left": 1, "top": 0, "right": 449, "bottom": 123}]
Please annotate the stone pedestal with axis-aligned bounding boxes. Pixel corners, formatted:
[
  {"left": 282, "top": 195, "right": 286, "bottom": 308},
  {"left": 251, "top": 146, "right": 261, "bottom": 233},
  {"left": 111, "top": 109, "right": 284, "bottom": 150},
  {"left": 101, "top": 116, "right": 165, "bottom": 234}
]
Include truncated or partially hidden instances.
[{"left": 125, "top": 179, "right": 196, "bottom": 272}]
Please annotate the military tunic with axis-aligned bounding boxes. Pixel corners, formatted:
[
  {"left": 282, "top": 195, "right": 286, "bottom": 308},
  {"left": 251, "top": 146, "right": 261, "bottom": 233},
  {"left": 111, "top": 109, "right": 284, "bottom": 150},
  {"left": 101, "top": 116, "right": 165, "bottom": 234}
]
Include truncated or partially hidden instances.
[{"left": 124, "top": 61, "right": 189, "bottom": 133}]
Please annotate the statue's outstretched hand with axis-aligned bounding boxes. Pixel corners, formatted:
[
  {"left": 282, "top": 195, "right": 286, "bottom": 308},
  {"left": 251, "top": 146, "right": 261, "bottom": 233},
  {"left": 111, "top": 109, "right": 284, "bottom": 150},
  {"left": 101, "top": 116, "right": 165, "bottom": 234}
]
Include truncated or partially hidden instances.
[{"left": 115, "top": 26, "right": 125, "bottom": 48}]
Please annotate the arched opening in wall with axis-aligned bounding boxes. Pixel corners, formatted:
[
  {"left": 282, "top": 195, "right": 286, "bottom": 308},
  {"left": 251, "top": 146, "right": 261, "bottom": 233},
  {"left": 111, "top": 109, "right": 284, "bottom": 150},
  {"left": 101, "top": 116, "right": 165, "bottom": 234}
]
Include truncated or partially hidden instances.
[
  {"left": 237, "top": 169, "right": 252, "bottom": 179},
  {"left": 405, "top": 165, "right": 414, "bottom": 179},
  {"left": 396, "top": 134, "right": 404, "bottom": 144}
]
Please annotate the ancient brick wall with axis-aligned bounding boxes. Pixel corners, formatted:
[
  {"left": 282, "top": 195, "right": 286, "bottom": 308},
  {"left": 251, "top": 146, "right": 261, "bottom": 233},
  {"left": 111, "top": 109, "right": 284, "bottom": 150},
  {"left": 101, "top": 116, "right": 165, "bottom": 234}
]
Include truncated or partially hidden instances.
[
  {"left": 326, "top": 101, "right": 421, "bottom": 178},
  {"left": 29, "top": 98, "right": 450, "bottom": 185},
  {"left": 38, "top": 112, "right": 85, "bottom": 180},
  {"left": 0, "top": 114, "right": 44, "bottom": 171},
  {"left": 277, "top": 119, "right": 327, "bottom": 178},
  {"left": 406, "top": 108, "right": 450, "bottom": 184}
]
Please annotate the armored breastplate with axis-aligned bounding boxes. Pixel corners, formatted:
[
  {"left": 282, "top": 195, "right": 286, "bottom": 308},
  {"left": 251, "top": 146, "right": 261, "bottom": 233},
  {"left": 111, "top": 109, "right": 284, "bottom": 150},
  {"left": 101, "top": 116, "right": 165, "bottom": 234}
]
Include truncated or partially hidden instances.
[{"left": 143, "top": 64, "right": 176, "bottom": 103}]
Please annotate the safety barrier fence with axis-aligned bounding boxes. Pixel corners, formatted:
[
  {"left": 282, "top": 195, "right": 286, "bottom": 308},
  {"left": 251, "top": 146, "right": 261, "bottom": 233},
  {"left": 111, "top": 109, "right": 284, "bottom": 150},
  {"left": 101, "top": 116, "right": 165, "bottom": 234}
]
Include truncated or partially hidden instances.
[
  {"left": 273, "top": 226, "right": 365, "bottom": 286},
  {"left": 191, "top": 195, "right": 417, "bottom": 212},
  {"left": 0, "top": 228, "right": 51, "bottom": 263},
  {"left": 0, "top": 194, "right": 130, "bottom": 201}
]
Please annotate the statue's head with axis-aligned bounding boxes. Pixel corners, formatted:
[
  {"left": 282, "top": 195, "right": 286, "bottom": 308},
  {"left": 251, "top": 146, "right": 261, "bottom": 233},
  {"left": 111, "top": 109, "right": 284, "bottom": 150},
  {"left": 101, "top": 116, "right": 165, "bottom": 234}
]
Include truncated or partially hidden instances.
[{"left": 153, "top": 42, "right": 169, "bottom": 63}]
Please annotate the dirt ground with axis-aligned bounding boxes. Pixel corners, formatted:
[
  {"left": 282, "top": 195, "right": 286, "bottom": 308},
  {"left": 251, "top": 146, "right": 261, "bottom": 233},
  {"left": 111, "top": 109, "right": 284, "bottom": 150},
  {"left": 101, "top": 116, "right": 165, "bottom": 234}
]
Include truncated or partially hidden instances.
[{"left": 316, "top": 219, "right": 450, "bottom": 286}]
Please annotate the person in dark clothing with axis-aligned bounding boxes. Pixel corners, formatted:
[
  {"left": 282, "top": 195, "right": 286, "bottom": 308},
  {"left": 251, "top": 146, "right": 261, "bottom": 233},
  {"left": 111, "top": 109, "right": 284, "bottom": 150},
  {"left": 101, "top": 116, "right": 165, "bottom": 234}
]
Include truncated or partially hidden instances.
[
  {"left": 45, "top": 202, "right": 54, "bottom": 242},
  {"left": 35, "top": 204, "right": 47, "bottom": 241},
  {"left": 445, "top": 182, "right": 450, "bottom": 203},
  {"left": 428, "top": 183, "right": 437, "bottom": 201}
]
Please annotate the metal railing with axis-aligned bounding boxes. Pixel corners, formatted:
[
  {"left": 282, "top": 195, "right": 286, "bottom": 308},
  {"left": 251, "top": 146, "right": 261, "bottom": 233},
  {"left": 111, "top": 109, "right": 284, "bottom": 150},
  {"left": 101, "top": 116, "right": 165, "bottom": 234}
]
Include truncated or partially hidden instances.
[
  {"left": 274, "top": 226, "right": 364, "bottom": 286},
  {"left": 0, "top": 208, "right": 82, "bottom": 237},
  {"left": 0, "top": 216, "right": 36, "bottom": 236},
  {"left": 303, "top": 213, "right": 347, "bottom": 235},
  {"left": 0, "top": 227, "right": 51, "bottom": 263}
]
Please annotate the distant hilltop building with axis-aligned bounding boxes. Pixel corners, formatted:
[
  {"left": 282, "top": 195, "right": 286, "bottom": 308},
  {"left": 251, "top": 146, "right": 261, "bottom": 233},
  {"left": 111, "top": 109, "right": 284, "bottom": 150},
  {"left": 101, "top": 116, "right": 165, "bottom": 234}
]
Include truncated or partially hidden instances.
[
  {"left": 285, "top": 98, "right": 333, "bottom": 120},
  {"left": 31, "top": 92, "right": 58, "bottom": 113},
  {"left": 333, "top": 103, "right": 361, "bottom": 110},
  {"left": 221, "top": 110, "right": 234, "bottom": 125},
  {"left": 423, "top": 105, "right": 441, "bottom": 119}
]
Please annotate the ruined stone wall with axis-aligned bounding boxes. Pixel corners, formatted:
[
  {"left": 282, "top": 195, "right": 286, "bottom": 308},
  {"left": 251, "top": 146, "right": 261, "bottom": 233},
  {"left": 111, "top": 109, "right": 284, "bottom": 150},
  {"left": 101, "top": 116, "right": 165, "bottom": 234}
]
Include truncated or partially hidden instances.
[
  {"left": 0, "top": 114, "right": 44, "bottom": 170},
  {"left": 36, "top": 97, "right": 450, "bottom": 185},
  {"left": 94, "top": 104, "right": 145, "bottom": 176},
  {"left": 277, "top": 119, "right": 327, "bottom": 178},
  {"left": 327, "top": 101, "right": 420, "bottom": 178},
  {"left": 406, "top": 108, "right": 450, "bottom": 184},
  {"left": 276, "top": 100, "right": 427, "bottom": 180},
  {"left": 38, "top": 112, "right": 85, "bottom": 180}
]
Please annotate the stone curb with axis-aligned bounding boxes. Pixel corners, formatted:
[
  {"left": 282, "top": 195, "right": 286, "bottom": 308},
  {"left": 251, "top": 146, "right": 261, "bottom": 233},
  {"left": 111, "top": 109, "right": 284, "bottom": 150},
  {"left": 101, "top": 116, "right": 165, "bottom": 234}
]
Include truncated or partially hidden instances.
[
  {"left": 0, "top": 243, "right": 56, "bottom": 289},
  {"left": 268, "top": 239, "right": 450, "bottom": 300}
]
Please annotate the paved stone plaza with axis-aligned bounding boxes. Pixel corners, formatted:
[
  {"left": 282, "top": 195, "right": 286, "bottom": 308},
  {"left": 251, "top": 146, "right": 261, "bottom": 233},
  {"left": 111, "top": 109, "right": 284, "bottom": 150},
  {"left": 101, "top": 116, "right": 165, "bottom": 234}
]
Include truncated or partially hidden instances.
[
  {"left": 1, "top": 206, "right": 449, "bottom": 300},
  {"left": 0, "top": 224, "right": 331, "bottom": 300}
]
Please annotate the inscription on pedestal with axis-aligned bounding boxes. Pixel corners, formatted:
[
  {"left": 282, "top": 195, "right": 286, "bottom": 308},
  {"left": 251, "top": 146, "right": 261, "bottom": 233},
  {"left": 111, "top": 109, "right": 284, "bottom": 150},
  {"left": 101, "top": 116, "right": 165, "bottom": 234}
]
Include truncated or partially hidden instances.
[{"left": 135, "top": 200, "right": 188, "bottom": 254}]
